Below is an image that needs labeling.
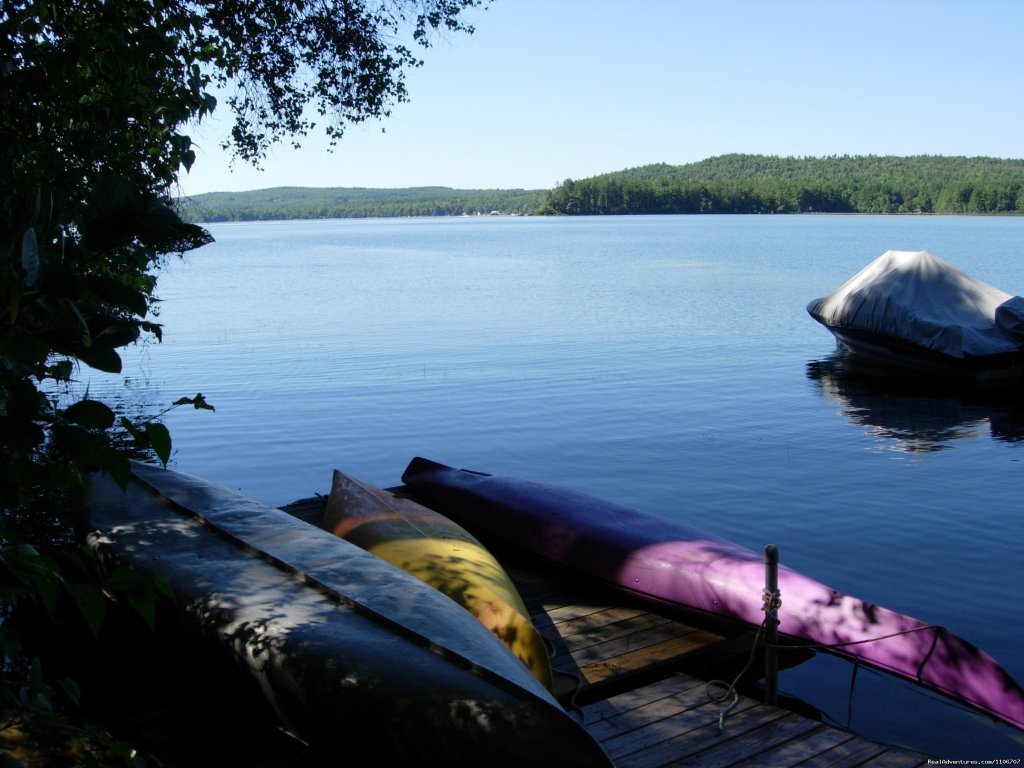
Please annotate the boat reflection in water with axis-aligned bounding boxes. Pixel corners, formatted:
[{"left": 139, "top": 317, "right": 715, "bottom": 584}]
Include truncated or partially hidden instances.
[{"left": 806, "top": 350, "right": 1024, "bottom": 453}]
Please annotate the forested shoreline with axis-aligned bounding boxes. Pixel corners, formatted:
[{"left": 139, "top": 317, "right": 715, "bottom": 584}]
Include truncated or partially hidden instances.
[
  {"left": 540, "top": 154, "right": 1024, "bottom": 215},
  {"left": 182, "top": 154, "right": 1024, "bottom": 221},
  {"left": 181, "top": 186, "right": 547, "bottom": 221}
]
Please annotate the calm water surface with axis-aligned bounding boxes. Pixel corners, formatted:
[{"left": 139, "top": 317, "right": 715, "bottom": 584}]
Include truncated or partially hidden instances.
[{"left": 97, "top": 215, "right": 1024, "bottom": 758}]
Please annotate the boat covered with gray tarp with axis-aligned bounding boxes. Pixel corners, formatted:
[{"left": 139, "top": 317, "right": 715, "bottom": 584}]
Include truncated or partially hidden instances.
[{"left": 807, "top": 250, "right": 1024, "bottom": 381}]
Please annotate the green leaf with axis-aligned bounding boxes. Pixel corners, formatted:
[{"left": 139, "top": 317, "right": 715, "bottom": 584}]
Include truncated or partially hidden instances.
[
  {"left": 67, "top": 581, "right": 109, "bottom": 638},
  {"left": 105, "top": 567, "right": 163, "bottom": 630},
  {"left": 31, "top": 186, "right": 42, "bottom": 226},
  {"left": 92, "top": 318, "right": 141, "bottom": 348},
  {"left": 45, "top": 359, "right": 75, "bottom": 381},
  {"left": 63, "top": 399, "right": 116, "bottom": 429},
  {"left": 140, "top": 320, "right": 163, "bottom": 342},
  {"left": 21, "top": 657, "right": 52, "bottom": 711},
  {"left": 172, "top": 393, "right": 215, "bottom": 411},
  {"left": 33, "top": 568, "right": 62, "bottom": 619},
  {"left": 145, "top": 422, "right": 172, "bottom": 466},
  {"left": 103, "top": 451, "right": 133, "bottom": 490},
  {"left": 3, "top": 331, "right": 50, "bottom": 368},
  {"left": 119, "top": 416, "right": 144, "bottom": 442},
  {"left": 77, "top": 345, "right": 122, "bottom": 373},
  {"left": 126, "top": 590, "right": 159, "bottom": 631},
  {"left": 59, "top": 297, "right": 91, "bottom": 347},
  {"left": 84, "top": 276, "right": 149, "bottom": 316},
  {"left": 53, "top": 423, "right": 103, "bottom": 464},
  {"left": 0, "top": 417, "right": 46, "bottom": 451},
  {"left": 149, "top": 572, "right": 176, "bottom": 602},
  {"left": 3, "top": 546, "right": 62, "bottom": 618},
  {"left": 21, "top": 227, "right": 40, "bottom": 286},
  {"left": 59, "top": 677, "right": 81, "bottom": 706},
  {"left": 103, "top": 567, "right": 146, "bottom": 593},
  {"left": 17, "top": 543, "right": 40, "bottom": 558}
]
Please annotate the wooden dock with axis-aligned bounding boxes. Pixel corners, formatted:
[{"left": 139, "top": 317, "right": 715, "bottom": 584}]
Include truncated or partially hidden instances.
[{"left": 500, "top": 549, "right": 934, "bottom": 767}]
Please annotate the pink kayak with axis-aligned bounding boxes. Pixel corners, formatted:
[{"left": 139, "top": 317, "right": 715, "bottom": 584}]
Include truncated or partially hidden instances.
[{"left": 401, "top": 457, "right": 1024, "bottom": 732}]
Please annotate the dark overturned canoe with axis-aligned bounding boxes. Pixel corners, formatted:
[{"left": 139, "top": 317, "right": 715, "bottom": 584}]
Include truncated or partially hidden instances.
[
  {"left": 401, "top": 457, "right": 1024, "bottom": 732},
  {"left": 86, "top": 462, "right": 612, "bottom": 767}
]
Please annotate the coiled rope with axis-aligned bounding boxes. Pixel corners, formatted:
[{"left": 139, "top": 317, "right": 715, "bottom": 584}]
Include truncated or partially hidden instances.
[
  {"left": 705, "top": 619, "right": 767, "bottom": 731},
  {"left": 706, "top": 583, "right": 781, "bottom": 730}
]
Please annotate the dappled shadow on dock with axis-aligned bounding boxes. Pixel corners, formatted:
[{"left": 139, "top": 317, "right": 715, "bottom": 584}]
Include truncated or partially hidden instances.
[{"left": 806, "top": 351, "right": 1024, "bottom": 452}]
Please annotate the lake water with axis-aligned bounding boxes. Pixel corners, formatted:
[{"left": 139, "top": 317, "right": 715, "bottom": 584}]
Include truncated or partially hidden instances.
[{"left": 95, "top": 214, "right": 1024, "bottom": 759}]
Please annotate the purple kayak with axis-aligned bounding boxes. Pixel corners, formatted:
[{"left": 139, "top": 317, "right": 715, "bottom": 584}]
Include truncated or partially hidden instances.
[{"left": 401, "top": 457, "right": 1024, "bottom": 732}]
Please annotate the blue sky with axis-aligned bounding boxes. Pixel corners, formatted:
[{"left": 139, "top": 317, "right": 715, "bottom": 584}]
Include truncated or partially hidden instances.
[{"left": 178, "top": 0, "right": 1024, "bottom": 196}]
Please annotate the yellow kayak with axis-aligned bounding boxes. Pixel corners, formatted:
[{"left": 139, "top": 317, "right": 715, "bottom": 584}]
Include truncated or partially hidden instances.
[{"left": 321, "top": 469, "right": 554, "bottom": 691}]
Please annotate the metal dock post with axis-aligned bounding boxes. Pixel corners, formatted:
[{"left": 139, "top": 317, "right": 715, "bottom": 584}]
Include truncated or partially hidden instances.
[{"left": 764, "top": 544, "right": 780, "bottom": 706}]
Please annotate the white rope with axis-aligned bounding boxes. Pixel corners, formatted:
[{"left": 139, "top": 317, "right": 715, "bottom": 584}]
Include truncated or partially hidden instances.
[{"left": 704, "top": 620, "right": 767, "bottom": 730}]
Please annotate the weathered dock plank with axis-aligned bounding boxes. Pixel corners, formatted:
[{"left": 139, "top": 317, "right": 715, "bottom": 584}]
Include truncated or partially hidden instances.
[
  {"left": 585, "top": 676, "right": 714, "bottom": 740},
  {"left": 791, "top": 737, "right": 890, "bottom": 768},
  {"left": 683, "top": 715, "right": 827, "bottom": 767},
  {"left": 609, "top": 703, "right": 795, "bottom": 767},
  {"left": 726, "top": 723, "right": 858, "bottom": 767},
  {"left": 598, "top": 695, "right": 767, "bottom": 761},
  {"left": 860, "top": 751, "right": 931, "bottom": 768},
  {"left": 573, "top": 630, "right": 727, "bottom": 691},
  {"left": 582, "top": 674, "right": 709, "bottom": 727}
]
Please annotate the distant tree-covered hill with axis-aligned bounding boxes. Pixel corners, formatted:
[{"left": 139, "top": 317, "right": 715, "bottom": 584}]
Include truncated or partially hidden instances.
[
  {"left": 538, "top": 154, "right": 1024, "bottom": 215},
  {"left": 179, "top": 155, "right": 1024, "bottom": 222},
  {"left": 180, "top": 186, "right": 547, "bottom": 222}
]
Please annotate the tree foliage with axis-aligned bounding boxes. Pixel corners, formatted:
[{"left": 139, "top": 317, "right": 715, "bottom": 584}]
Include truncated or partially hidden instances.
[
  {"left": 184, "top": 186, "right": 546, "bottom": 221},
  {"left": 1, "top": 0, "right": 484, "bottom": 757},
  {"left": 540, "top": 154, "right": 1024, "bottom": 215}
]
